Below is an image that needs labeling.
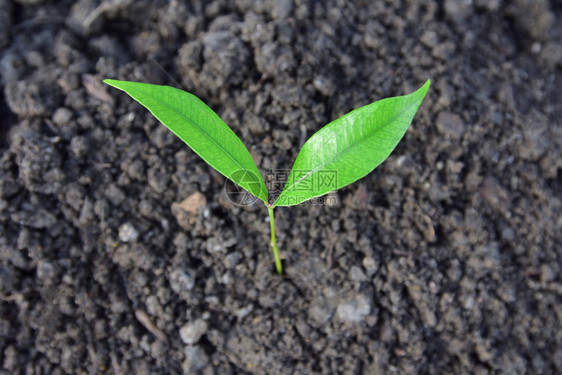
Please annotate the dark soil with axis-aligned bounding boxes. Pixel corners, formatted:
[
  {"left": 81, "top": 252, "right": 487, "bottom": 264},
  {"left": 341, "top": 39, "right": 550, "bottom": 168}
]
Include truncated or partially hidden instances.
[{"left": 1, "top": 0, "right": 561, "bottom": 374}]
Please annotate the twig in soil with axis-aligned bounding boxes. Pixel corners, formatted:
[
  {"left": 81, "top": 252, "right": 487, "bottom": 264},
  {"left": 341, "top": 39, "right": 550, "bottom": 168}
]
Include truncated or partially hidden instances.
[
  {"left": 94, "top": 163, "right": 112, "bottom": 169},
  {"left": 215, "top": 348, "right": 251, "bottom": 374},
  {"left": 0, "top": 293, "right": 21, "bottom": 302},
  {"left": 134, "top": 309, "right": 168, "bottom": 342},
  {"left": 82, "top": 4, "right": 106, "bottom": 31}
]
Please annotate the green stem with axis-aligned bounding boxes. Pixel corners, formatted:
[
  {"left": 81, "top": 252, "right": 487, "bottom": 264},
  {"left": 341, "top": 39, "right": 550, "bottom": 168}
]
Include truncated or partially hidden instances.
[{"left": 267, "top": 206, "right": 283, "bottom": 275}]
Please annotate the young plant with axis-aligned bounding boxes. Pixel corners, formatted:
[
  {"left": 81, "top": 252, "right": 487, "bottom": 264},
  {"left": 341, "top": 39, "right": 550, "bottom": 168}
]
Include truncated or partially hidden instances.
[{"left": 104, "top": 78, "right": 430, "bottom": 275}]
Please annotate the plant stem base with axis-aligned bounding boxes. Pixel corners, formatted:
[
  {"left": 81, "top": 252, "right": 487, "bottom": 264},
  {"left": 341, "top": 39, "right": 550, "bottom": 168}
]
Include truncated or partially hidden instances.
[{"left": 267, "top": 206, "right": 283, "bottom": 275}]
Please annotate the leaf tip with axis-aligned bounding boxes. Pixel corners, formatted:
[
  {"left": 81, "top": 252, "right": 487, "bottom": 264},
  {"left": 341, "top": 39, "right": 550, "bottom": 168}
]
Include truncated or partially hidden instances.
[
  {"left": 103, "top": 79, "right": 119, "bottom": 88},
  {"left": 416, "top": 79, "right": 431, "bottom": 100}
]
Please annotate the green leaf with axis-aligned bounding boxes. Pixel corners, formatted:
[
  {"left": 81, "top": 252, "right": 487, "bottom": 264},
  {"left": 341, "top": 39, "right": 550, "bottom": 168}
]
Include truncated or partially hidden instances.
[
  {"left": 274, "top": 80, "right": 430, "bottom": 207},
  {"left": 104, "top": 79, "right": 268, "bottom": 203}
]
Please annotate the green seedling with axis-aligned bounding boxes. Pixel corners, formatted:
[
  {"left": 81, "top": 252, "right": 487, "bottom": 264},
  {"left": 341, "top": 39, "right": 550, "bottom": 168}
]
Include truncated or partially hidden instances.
[{"left": 104, "top": 78, "right": 430, "bottom": 275}]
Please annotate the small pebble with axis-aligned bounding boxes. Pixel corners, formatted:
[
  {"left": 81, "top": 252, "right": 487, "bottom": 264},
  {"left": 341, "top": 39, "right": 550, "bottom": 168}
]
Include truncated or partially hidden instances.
[
  {"left": 180, "top": 319, "right": 208, "bottom": 345},
  {"left": 118, "top": 222, "right": 139, "bottom": 243}
]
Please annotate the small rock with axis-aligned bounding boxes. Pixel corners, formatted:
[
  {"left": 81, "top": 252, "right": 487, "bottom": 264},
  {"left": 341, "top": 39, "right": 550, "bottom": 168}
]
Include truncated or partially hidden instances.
[
  {"left": 444, "top": 0, "right": 472, "bottom": 22},
  {"left": 235, "top": 304, "right": 254, "bottom": 320},
  {"left": 0, "top": 49, "right": 24, "bottom": 85},
  {"left": 497, "top": 285, "right": 516, "bottom": 303},
  {"left": 182, "top": 346, "right": 209, "bottom": 373},
  {"left": 36, "top": 261, "right": 58, "bottom": 284},
  {"left": 245, "top": 112, "right": 269, "bottom": 136},
  {"left": 420, "top": 31, "right": 438, "bottom": 48},
  {"left": 105, "top": 184, "right": 125, "bottom": 206},
  {"left": 313, "top": 76, "right": 335, "bottom": 97},
  {"left": 461, "top": 293, "right": 475, "bottom": 310},
  {"left": 151, "top": 125, "right": 176, "bottom": 148},
  {"left": 11, "top": 208, "right": 57, "bottom": 229},
  {"left": 118, "top": 222, "right": 139, "bottom": 243},
  {"left": 198, "top": 31, "right": 250, "bottom": 93},
  {"left": 501, "top": 227, "right": 515, "bottom": 241},
  {"left": 349, "top": 183, "right": 369, "bottom": 209},
  {"left": 127, "top": 160, "right": 145, "bottom": 181},
  {"left": 436, "top": 111, "right": 465, "bottom": 139},
  {"left": 2, "top": 345, "right": 18, "bottom": 373},
  {"left": 180, "top": 319, "right": 208, "bottom": 345},
  {"left": 362, "top": 257, "right": 378, "bottom": 276},
  {"left": 147, "top": 168, "right": 169, "bottom": 194},
  {"left": 169, "top": 269, "right": 195, "bottom": 297},
  {"left": 62, "top": 183, "right": 85, "bottom": 211},
  {"left": 173, "top": 233, "right": 189, "bottom": 253},
  {"left": 94, "top": 198, "right": 110, "bottom": 219},
  {"left": 540, "top": 42, "right": 562, "bottom": 69},
  {"left": 308, "top": 299, "right": 335, "bottom": 327},
  {"left": 171, "top": 192, "right": 207, "bottom": 229},
  {"left": 336, "top": 294, "right": 371, "bottom": 323},
  {"left": 421, "top": 307, "right": 437, "bottom": 328},
  {"left": 273, "top": 0, "right": 293, "bottom": 19},
  {"left": 479, "top": 177, "right": 510, "bottom": 210},
  {"left": 415, "top": 213, "right": 436, "bottom": 242},
  {"left": 70, "top": 135, "right": 90, "bottom": 158},
  {"left": 205, "top": 236, "right": 237, "bottom": 254},
  {"left": 509, "top": 0, "right": 553, "bottom": 41},
  {"left": 57, "top": 71, "right": 80, "bottom": 94},
  {"left": 138, "top": 199, "right": 153, "bottom": 218},
  {"left": 176, "top": 192, "right": 207, "bottom": 215},
  {"left": 475, "top": 338, "right": 493, "bottom": 362},
  {"left": 5, "top": 80, "right": 53, "bottom": 117},
  {"left": 52, "top": 107, "right": 73, "bottom": 126},
  {"left": 0, "top": 176, "right": 20, "bottom": 198},
  {"left": 224, "top": 252, "right": 241, "bottom": 269},
  {"left": 540, "top": 264, "right": 557, "bottom": 283},
  {"left": 447, "top": 259, "right": 462, "bottom": 281},
  {"left": 350, "top": 266, "right": 368, "bottom": 282}
]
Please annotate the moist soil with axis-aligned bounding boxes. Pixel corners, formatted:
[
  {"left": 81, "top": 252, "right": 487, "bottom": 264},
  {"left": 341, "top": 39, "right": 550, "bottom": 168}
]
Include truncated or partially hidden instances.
[{"left": 1, "top": 1, "right": 561, "bottom": 374}]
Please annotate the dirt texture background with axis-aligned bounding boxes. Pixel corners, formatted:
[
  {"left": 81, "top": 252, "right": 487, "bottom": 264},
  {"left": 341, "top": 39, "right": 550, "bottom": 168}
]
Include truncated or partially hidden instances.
[{"left": 1, "top": 0, "right": 561, "bottom": 374}]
